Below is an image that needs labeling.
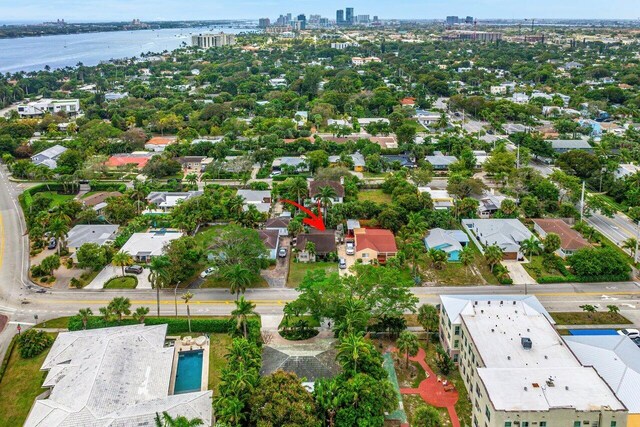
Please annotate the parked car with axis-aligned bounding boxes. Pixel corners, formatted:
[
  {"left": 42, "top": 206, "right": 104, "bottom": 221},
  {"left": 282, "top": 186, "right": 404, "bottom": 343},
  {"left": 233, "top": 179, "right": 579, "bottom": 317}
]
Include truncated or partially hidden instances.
[
  {"left": 618, "top": 328, "right": 640, "bottom": 339},
  {"left": 200, "top": 267, "right": 217, "bottom": 278},
  {"left": 47, "top": 238, "right": 57, "bottom": 250},
  {"left": 345, "top": 242, "right": 355, "bottom": 255},
  {"left": 339, "top": 258, "right": 347, "bottom": 269},
  {"left": 125, "top": 265, "right": 144, "bottom": 275},
  {"left": 278, "top": 247, "right": 288, "bottom": 258},
  {"left": 270, "top": 171, "right": 282, "bottom": 177},
  {"left": 632, "top": 337, "right": 640, "bottom": 348}
]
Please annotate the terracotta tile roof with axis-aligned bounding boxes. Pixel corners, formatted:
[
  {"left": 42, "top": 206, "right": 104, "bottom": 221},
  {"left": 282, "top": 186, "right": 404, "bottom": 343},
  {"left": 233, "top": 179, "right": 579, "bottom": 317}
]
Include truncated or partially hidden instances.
[
  {"left": 354, "top": 228, "right": 397, "bottom": 253},
  {"left": 105, "top": 156, "right": 151, "bottom": 169},
  {"left": 146, "top": 136, "right": 177, "bottom": 146},
  {"left": 309, "top": 180, "right": 345, "bottom": 198},
  {"left": 400, "top": 97, "right": 416, "bottom": 105},
  {"left": 532, "top": 219, "right": 591, "bottom": 251}
]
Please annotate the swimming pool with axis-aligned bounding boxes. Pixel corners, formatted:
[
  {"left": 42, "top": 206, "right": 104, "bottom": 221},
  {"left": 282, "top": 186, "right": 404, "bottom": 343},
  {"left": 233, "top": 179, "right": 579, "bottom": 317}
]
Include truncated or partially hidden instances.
[
  {"left": 174, "top": 350, "right": 204, "bottom": 394},
  {"left": 568, "top": 329, "right": 618, "bottom": 336}
]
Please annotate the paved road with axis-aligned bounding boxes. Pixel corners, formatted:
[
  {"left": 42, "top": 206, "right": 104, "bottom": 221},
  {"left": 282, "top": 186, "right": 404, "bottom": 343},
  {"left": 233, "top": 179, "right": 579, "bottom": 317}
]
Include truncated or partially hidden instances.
[{"left": 1, "top": 165, "right": 640, "bottom": 361}]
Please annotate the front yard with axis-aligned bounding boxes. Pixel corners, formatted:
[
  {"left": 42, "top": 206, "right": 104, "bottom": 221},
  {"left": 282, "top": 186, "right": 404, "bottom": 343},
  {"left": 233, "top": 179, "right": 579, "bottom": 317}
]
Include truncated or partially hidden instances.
[
  {"left": 104, "top": 276, "right": 138, "bottom": 289},
  {"left": 358, "top": 189, "right": 392, "bottom": 204},
  {"left": 0, "top": 334, "right": 57, "bottom": 427},
  {"left": 419, "top": 241, "right": 499, "bottom": 286},
  {"left": 287, "top": 260, "right": 337, "bottom": 287}
]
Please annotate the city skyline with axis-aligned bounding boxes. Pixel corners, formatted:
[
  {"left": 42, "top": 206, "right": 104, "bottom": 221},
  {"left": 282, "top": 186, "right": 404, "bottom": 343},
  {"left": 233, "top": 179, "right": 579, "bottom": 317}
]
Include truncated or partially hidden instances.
[{"left": 1, "top": 0, "right": 639, "bottom": 22}]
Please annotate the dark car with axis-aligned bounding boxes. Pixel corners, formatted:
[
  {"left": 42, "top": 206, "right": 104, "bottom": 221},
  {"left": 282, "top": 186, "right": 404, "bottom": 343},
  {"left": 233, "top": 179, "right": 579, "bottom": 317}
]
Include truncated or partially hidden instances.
[
  {"left": 47, "top": 238, "right": 57, "bottom": 250},
  {"left": 125, "top": 265, "right": 144, "bottom": 274}
]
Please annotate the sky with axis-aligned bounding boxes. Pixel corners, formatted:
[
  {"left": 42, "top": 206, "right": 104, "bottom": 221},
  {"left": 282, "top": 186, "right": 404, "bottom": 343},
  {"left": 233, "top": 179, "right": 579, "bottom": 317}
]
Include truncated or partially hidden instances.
[{"left": 1, "top": 0, "right": 639, "bottom": 22}]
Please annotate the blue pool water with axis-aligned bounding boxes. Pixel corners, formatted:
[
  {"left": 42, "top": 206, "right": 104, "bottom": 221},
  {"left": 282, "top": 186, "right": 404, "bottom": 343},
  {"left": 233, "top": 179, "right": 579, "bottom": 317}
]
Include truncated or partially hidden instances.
[
  {"left": 174, "top": 350, "right": 203, "bottom": 394},
  {"left": 569, "top": 329, "right": 618, "bottom": 336}
]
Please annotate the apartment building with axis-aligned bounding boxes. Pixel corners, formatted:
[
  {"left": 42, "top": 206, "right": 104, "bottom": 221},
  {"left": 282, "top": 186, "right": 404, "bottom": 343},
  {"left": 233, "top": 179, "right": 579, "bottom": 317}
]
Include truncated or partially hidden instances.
[
  {"left": 439, "top": 295, "right": 627, "bottom": 427},
  {"left": 191, "top": 32, "right": 236, "bottom": 48}
]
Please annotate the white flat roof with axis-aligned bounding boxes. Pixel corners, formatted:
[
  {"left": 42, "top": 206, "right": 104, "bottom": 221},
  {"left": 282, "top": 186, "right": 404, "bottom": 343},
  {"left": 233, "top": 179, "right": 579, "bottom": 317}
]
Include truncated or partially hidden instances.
[
  {"left": 478, "top": 367, "right": 625, "bottom": 411},
  {"left": 440, "top": 295, "right": 553, "bottom": 325},
  {"left": 25, "top": 324, "right": 212, "bottom": 427},
  {"left": 120, "top": 232, "right": 183, "bottom": 257}
]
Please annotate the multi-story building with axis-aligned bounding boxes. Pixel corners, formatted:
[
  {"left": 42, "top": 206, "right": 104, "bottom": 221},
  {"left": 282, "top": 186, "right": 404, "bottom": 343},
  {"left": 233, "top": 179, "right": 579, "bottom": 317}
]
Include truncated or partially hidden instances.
[
  {"left": 336, "top": 9, "right": 345, "bottom": 25},
  {"left": 357, "top": 15, "right": 370, "bottom": 24},
  {"left": 258, "top": 18, "right": 270, "bottom": 28},
  {"left": 297, "top": 14, "right": 306, "bottom": 30},
  {"left": 345, "top": 7, "right": 354, "bottom": 24},
  {"left": 439, "top": 295, "right": 628, "bottom": 427},
  {"left": 191, "top": 32, "right": 236, "bottom": 48},
  {"left": 17, "top": 99, "right": 80, "bottom": 117}
]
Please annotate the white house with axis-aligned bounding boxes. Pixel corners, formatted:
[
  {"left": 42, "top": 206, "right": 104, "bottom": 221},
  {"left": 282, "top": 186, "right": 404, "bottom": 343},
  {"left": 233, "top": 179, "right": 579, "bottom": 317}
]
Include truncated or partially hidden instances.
[
  {"left": 31, "top": 144, "right": 68, "bottom": 169},
  {"left": 120, "top": 231, "right": 183, "bottom": 262},
  {"left": 615, "top": 163, "right": 640, "bottom": 180},
  {"left": 17, "top": 99, "right": 80, "bottom": 117}
]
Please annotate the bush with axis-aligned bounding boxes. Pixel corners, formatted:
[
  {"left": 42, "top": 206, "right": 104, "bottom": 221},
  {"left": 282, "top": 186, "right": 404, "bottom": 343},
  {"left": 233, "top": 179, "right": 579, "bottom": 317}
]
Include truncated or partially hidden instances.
[
  {"left": 67, "top": 315, "right": 261, "bottom": 337},
  {"left": 88, "top": 182, "right": 127, "bottom": 192},
  {"left": 18, "top": 329, "right": 53, "bottom": 358},
  {"left": 70, "top": 277, "right": 83, "bottom": 288},
  {"left": 279, "top": 328, "right": 319, "bottom": 340}
]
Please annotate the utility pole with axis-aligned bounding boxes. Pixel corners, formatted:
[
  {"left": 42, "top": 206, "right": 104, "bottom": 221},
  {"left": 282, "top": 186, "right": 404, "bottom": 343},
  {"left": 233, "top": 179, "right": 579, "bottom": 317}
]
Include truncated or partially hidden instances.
[{"left": 579, "top": 181, "right": 586, "bottom": 223}]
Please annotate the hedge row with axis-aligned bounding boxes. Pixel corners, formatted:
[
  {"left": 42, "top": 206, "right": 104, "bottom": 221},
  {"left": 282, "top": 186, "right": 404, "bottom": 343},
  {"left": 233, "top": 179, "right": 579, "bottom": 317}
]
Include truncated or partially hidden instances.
[
  {"left": 0, "top": 335, "right": 18, "bottom": 385},
  {"left": 67, "top": 315, "right": 260, "bottom": 336},
  {"left": 537, "top": 273, "right": 630, "bottom": 284},
  {"left": 88, "top": 182, "right": 127, "bottom": 193}
]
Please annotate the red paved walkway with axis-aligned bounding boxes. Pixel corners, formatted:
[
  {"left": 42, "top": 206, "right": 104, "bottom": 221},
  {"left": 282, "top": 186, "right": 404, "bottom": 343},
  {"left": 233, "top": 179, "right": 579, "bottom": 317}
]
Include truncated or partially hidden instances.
[{"left": 392, "top": 347, "right": 460, "bottom": 427}]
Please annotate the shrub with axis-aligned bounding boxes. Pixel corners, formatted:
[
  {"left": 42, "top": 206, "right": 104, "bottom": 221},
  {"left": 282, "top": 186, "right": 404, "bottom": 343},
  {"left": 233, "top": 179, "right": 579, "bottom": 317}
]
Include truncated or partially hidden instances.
[
  {"left": 70, "top": 277, "right": 83, "bottom": 288},
  {"left": 18, "top": 329, "right": 53, "bottom": 358}
]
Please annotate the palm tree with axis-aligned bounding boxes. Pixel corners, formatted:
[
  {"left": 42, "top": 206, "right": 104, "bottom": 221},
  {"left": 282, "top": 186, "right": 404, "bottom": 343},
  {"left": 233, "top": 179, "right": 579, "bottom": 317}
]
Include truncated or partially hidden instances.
[
  {"left": 607, "top": 304, "right": 620, "bottom": 314},
  {"left": 226, "top": 195, "right": 245, "bottom": 219},
  {"left": 622, "top": 237, "right": 638, "bottom": 258},
  {"left": 133, "top": 306, "right": 150, "bottom": 324},
  {"left": 148, "top": 256, "right": 171, "bottom": 317},
  {"left": 185, "top": 173, "right": 198, "bottom": 187},
  {"left": 484, "top": 244, "right": 504, "bottom": 273},
  {"left": 316, "top": 185, "right": 337, "bottom": 218},
  {"left": 288, "top": 176, "right": 309, "bottom": 208},
  {"left": 231, "top": 296, "right": 257, "bottom": 339},
  {"left": 78, "top": 308, "right": 93, "bottom": 330},
  {"left": 154, "top": 411, "right": 203, "bottom": 427},
  {"left": 107, "top": 297, "right": 131, "bottom": 324},
  {"left": 405, "top": 212, "right": 428, "bottom": 236},
  {"left": 459, "top": 245, "right": 474, "bottom": 274},
  {"left": 428, "top": 248, "right": 448, "bottom": 270},
  {"left": 334, "top": 298, "right": 369, "bottom": 337},
  {"left": 417, "top": 303, "right": 439, "bottom": 346},
  {"left": 181, "top": 291, "right": 194, "bottom": 333},
  {"left": 215, "top": 396, "right": 246, "bottom": 426},
  {"left": 238, "top": 204, "right": 263, "bottom": 228},
  {"left": 520, "top": 236, "right": 542, "bottom": 260},
  {"left": 112, "top": 251, "right": 133, "bottom": 277},
  {"left": 336, "top": 333, "right": 369, "bottom": 373},
  {"left": 397, "top": 331, "right": 420, "bottom": 368},
  {"left": 222, "top": 264, "right": 253, "bottom": 299},
  {"left": 47, "top": 217, "right": 70, "bottom": 255}
]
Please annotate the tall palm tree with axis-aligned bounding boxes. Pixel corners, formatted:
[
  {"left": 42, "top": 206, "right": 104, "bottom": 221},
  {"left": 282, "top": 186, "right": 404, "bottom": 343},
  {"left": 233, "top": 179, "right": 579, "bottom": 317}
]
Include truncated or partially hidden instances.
[
  {"left": 459, "top": 245, "right": 474, "bottom": 274},
  {"left": 316, "top": 185, "right": 337, "bottom": 218},
  {"left": 288, "top": 177, "right": 309, "bottom": 208},
  {"left": 181, "top": 291, "right": 194, "bottom": 333},
  {"left": 185, "top": 173, "right": 198, "bottom": 187},
  {"left": 397, "top": 331, "right": 420, "bottom": 368},
  {"left": 405, "top": 212, "right": 428, "bottom": 236},
  {"left": 520, "top": 236, "right": 542, "bottom": 259},
  {"left": 154, "top": 411, "right": 203, "bottom": 427},
  {"left": 133, "top": 306, "right": 150, "bottom": 324},
  {"left": 112, "top": 251, "right": 133, "bottom": 277},
  {"left": 231, "top": 296, "right": 257, "bottom": 339},
  {"left": 484, "top": 244, "right": 505, "bottom": 273},
  {"left": 622, "top": 237, "right": 638, "bottom": 258},
  {"left": 336, "top": 333, "right": 369, "bottom": 373},
  {"left": 215, "top": 396, "right": 246, "bottom": 426},
  {"left": 78, "top": 308, "right": 93, "bottom": 330},
  {"left": 428, "top": 248, "right": 448, "bottom": 270},
  {"left": 108, "top": 297, "right": 131, "bottom": 324},
  {"left": 47, "top": 217, "right": 70, "bottom": 255},
  {"left": 148, "top": 256, "right": 171, "bottom": 317},
  {"left": 238, "top": 205, "right": 263, "bottom": 228},
  {"left": 223, "top": 264, "right": 253, "bottom": 299},
  {"left": 226, "top": 195, "right": 245, "bottom": 219}
]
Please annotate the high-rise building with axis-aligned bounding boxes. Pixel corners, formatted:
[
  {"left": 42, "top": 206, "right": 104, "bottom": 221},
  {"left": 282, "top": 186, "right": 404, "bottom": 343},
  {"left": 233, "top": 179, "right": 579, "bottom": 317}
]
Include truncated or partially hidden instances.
[
  {"left": 258, "top": 18, "right": 270, "bottom": 28},
  {"left": 297, "top": 14, "right": 306, "bottom": 30},
  {"left": 465, "top": 16, "right": 474, "bottom": 24},
  {"left": 286, "top": 13, "right": 292, "bottom": 23},
  {"left": 336, "top": 9, "right": 344, "bottom": 25},
  {"left": 357, "top": 15, "right": 370, "bottom": 24},
  {"left": 345, "top": 7, "right": 354, "bottom": 24},
  {"left": 446, "top": 16, "right": 459, "bottom": 26},
  {"left": 373, "top": 15, "right": 379, "bottom": 22},
  {"left": 191, "top": 33, "right": 236, "bottom": 48}
]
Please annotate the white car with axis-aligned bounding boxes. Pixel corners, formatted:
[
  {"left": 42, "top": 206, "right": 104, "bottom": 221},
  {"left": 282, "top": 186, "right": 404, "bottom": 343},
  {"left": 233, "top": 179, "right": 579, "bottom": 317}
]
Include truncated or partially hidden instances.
[
  {"left": 618, "top": 328, "right": 640, "bottom": 339},
  {"left": 345, "top": 242, "right": 355, "bottom": 255},
  {"left": 200, "top": 267, "right": 217, "bottom": 278},
  {"left": 339, "top": 258, "right": 347, "bottom": 269}
]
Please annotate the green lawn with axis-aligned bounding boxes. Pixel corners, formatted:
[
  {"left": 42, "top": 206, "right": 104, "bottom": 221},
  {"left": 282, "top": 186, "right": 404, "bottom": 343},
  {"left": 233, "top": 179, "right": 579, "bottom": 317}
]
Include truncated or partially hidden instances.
[
  {"left": 37, "top": 191, "right": 75, "bottom": 207},
  {"left": 419, "top": 240, "right": 498, "bottom": 286},
  {"left": 523, "top": 255, "right": 567, "bottom": 281},
  {"left": 208, "top": 333, "right": 233, "bottom": 393},
  {"left": 551, "top": 312, "right": 632, "bottom": 325},
  {"left": 201, "top": 273, "right": 268, "bottom": 289},
  {"left": 358, "top": 189, "right": 392, "bottom": 204},
  {"left": 34, "top": 317, "right": 70, "bottom": 329},
  {"left": 287, "top": 261, "right": 337, "bottom": 288},
  {"left": 0, "top": 334, "right": 57, "bottom": 427},
  {"left": 104, "top": 276, "right": 138, "bottom": 289}
]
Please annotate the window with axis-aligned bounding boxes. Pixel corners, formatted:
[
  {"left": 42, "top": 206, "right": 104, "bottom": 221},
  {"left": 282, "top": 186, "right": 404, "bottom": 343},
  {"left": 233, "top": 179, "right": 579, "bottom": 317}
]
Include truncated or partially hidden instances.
[
  {"left": 540, "top": 422, "right": 546, "bottom": 427},
  {"left": 454, "top": 340, "right": 460, "bottom": 349},
  {"left": 455, "top": 325, "right": 461, "bottom": 335},
  {"left": 575, "top": 422, "right": 581, "bottom": 427},
  {"left": 611, "top": 422, "right": 617, "bottom": 427},
  {"left": 522, "top": 422, "right": 529, "bottom": 427},
  {"left": 484, "top": 406, "right": 491, "bottom": 422},
  {"left": 362, "top": 253, "right": 369, "bottom": 258},
  {"left": 505, "top": 423, "right": 512, "bottom": 427},
  {"left": 453, "top": 354, "right": 459, "bottom": 362}
]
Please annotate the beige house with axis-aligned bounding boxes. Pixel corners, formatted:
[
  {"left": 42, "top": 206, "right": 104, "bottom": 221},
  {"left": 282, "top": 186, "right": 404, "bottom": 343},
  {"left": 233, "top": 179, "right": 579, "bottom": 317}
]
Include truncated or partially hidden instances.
[{"left": 439, "top": 295, "right": 627, "bottom": 427}]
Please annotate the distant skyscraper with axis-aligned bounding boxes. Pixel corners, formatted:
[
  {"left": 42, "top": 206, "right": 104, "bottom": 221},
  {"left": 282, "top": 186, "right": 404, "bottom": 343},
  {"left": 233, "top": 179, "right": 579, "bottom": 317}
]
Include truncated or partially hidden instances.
[
  {"left": 446, "top": 16, "right": 460, "bottom": 26},
  {"left": 373, "top": 16, "right": 379, "bottom": 22},
  {"left": 336, "top": 9, "right": 344, "bottom": 25},
  {"left": 346, "top": 7, "right": 354, "bottom": 24},
  {"left": 465, "top": 16, "right": 474, "bottom": 24},
  {"left": 357, "top": 15, "right": 370, "bottom": 24},
  {"left": 286, "top": 13, "right": 292, "bottom": 24},
  {"left": 258, "top": 18, "right": 270, "bottom": 28},
  {"left": 297, "top": 14, "right": 306, "bottom": 30}
]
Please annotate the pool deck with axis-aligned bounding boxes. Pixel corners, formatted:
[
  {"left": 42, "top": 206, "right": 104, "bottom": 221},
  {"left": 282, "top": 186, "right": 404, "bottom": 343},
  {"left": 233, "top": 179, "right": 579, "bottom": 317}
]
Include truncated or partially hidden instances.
[{"left": 168, "top": 335, "right": 210, "bottom": 395}]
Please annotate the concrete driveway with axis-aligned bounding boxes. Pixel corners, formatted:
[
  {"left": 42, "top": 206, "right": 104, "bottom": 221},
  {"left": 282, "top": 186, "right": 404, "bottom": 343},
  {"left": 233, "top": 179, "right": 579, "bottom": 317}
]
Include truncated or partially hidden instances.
[
  {"left": 86, "top": 266, "right": 152, "bottom": 289},
  {"left": 261, "top": 237, "right": 291, "bottom": 288},
  {"left": 501, "top": 261, "right": 536, "bottom": 285},
  {"left": 337, "top": 244, "right": 356, "bottom": 276}
]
